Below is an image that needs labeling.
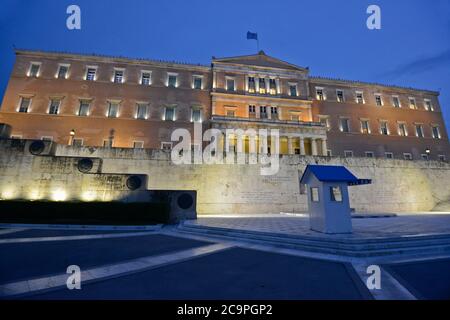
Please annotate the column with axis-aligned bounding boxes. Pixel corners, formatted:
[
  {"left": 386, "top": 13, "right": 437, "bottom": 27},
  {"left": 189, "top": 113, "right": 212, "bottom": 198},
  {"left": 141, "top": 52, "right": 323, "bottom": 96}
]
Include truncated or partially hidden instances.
[
  {"left": 260, "top": 133, "right": 268, "bottom": 154},
  {"left": 300, "top": 137, "right": 306, "bottom": 156},
  {"left": 322, "top": 138, "right": 328, "bottom": 156},
  {"left": 288, "top": 136, "right": 294, "bottom": 155},
  {"left": 266, "top": 78, "right": 270, "bottom": 93},
  {"left": 275, "top": 78, "right": 281, "bottom": 94},
  {"left": 255, "top": 76, "right": 260, "bottom": 93},
  {"left": 311, "top": 138, "right": 318, "bottom": 156}
]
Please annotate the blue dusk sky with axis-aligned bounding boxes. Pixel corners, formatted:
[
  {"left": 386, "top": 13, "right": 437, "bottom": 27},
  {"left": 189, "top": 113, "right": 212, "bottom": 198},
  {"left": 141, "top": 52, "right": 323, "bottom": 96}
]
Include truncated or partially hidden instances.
[{"left": 0, "top": 0, "right": 449, "bottom": 133}]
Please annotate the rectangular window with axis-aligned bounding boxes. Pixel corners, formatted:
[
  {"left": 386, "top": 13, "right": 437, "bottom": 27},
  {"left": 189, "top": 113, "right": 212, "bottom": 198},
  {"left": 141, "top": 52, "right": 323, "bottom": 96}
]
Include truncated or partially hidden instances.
[
  {"left": 86, "top": 67, "right": 97, "bottom": 81},
  {"left": 226, "top": 110, "right": 236, "bottom": 117},
  {"left": 392, "top": 96, "right": 401, "bottom": 108},
  {"left": 336, "top": 90, "right": 344, "bottom": 103},
  {"left": 380, "top": 121, "right": 389, "bottom": 135},
  {"left": 133, "top": 141, "right": 144, "bottom": 149},
  {"left": 249, "top": 105, "right": 256, "bottom": 117},
  {"left": 270, "top": 107, "right": 278, "bottom": 119},
  {"left": 415, "top": 124, "right": 424, "bottom": 138},
  {"left": 269, "top": 79, "right": 277, "bottom": 95},
  {"left": 356, "top": 92, "right": 364, "bottom": 104},
  {"left": 340, "top": 118, "right": 350, "bottom": 133},
  {"left": 193, "top": 76, "right": 203, "bottom": 90},
  {"left": 259, "top": 78, "right": 266, "bottom": 94},
  {"left": 398, "top": 123, "right": 408, "bottom": 137},
  {"left": 375, "top": 94, "right": 383, "bottom": 106},
  {"left": 103, "top": 139, "right": 113, "bottom": 148},
  {"left": 168, "top": 74, "right": 177, "bottom": 88},
  {"left": 136, "top": 104, "right": 148, "bottom": 120},
  {"left": 432, "top": 126, "right": 441, "bottom": 139},
  {"left": 260, "top": 106, "right": 268, "bottom": 119},
  {"left": 191, "top": 109, "right": 202, "bottom": 122},
  {"left": 424, "top": 99, "right": 434, "bottom": 111},
  {"left": 29, "top": 63, "right": 40, "bottom": 77},
  {"left": 403, "top": 153, "right": 413, "bottom": 160},
  {"left": 248, "top": 77, "right": 255, "bottom": 93},
  {"left": 164, "top": 107, "right": 175, "bottom": 121},
  {"left": 385, "top": 152, "right": 394, "bottom": 159},
  {"left": 344, "top": 150, "right": 353, "bottom": 158},
  {"left": 319, "top": 117, "right": 330, "bottom": 129},
  {"left": 161, "top": 142, "right": 173, "bottom": 151},
  {"left": 360, "top": 120, "right": 370, "bottom": 134},
  {"left": 289, "top": 84, "right": 298, "bottom": 97},
  {"left": 107, "top": 102, "right": 119, "bottom": 118},
  {"left": 316, "top": 88, "right": 325, "bottom": 100},
  {"left": 18, "top": 97, "right": 31, "bottom": 113},
  {"left": 330, "top": 186, "right": 343, "bottom": 202},
  {"left": 57, "top": 65, "right": 69, "bottom": 79},
  {"left": 49, "top": 99, "right": 61, "bottom": 115},
  {"left": 438, "top": 155, "right": 446, "bottom": 162},
  {"left": 78, "top": 101, "right": 90, "bottom": 116},
  {"left": 226, "top": 78, "right": 235, "bottom": 91},
  {"left": 310, "top": 187, "right": 319, "bottom": 202},
  {"left": 421, "top": 154, "right": 429, "bottom": 161},
  {"left": 409, "top": 98, "right": 417, "bottom": 109},
  {"left": 365, "top": 151, "right": 375, "bottom": 158},
  {"left": 72, "top": 138, "right": 83, "bottom": 147},
  {"left": 141, "top": 72, "right": 151, "bottom": 85},
  {"left": 114, "top": 69, "right": 124, "bottom": 84}
]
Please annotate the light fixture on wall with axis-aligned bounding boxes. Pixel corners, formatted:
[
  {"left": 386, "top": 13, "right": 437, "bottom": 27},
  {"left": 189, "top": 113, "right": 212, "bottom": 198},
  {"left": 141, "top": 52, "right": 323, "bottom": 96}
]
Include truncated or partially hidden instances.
[
  {"left": 69, "top": 129, "right": 76, "bottom": 145},
  {"left": 425, "top": 148, "right": 431, "bottom": 155}
]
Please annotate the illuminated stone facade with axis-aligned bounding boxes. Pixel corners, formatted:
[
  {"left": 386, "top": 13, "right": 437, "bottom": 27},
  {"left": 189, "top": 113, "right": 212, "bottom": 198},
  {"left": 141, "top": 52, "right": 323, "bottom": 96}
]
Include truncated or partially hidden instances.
[{"left": 0, "top": 49, "right": 449, "bottom": 160}]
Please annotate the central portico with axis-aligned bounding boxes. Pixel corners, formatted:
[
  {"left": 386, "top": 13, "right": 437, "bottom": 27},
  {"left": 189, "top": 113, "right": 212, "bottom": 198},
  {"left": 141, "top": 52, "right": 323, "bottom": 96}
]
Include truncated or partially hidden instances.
[{"left": 210, "top": 51, "right": 328, "bottom": 156}]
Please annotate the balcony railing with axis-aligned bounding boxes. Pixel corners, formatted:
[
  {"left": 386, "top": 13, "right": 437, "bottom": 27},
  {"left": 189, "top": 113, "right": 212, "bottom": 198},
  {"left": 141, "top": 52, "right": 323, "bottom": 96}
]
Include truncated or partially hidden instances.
[{"left": 211, "top": 115, "right": 324, "bottom": 127}]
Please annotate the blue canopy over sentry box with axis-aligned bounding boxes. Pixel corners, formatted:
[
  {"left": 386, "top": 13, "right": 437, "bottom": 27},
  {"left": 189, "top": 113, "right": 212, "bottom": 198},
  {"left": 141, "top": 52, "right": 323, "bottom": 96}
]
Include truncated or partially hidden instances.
[{"left": 300, "top": 165, "right": 372, "bottom": 234}]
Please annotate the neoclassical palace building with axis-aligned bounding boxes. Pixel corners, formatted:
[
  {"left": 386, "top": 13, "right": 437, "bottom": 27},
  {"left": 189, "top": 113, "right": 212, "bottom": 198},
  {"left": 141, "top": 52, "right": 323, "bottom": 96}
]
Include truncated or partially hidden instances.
[{"left": 0, "top": 49, "right": 449, "bottom": 160}]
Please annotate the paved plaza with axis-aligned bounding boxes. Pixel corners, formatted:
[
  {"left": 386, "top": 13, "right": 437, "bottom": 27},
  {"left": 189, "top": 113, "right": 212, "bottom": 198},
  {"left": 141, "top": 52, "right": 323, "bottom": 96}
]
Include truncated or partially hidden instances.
[
  {"left": 189, "top": 213, "right": 450, "bottom": 239},
  {"left": 0, "top": 213, "right": 450, "bottom": 300}
]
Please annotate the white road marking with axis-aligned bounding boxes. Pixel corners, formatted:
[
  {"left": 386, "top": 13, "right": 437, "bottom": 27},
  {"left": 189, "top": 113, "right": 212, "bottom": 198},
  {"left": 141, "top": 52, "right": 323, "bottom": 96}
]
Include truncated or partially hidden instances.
[
  {"left": 0, "top": 243, "right": 233, "bottom": 298},
  {"left": 0, "top": 229, "right": 27, "bottom": 236},
  {"left": 0, "top": 231, "right": 157, "bottom": 244},
  {"left": 352, "top": 262, "right": 416, "bottom": 300}
]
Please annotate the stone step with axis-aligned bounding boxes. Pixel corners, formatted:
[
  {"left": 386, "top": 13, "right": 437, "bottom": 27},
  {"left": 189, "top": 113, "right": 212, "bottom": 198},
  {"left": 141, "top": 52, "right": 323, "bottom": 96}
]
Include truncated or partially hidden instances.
[{"left": 178, "top": 224, "right": 450, "bottom": 257}]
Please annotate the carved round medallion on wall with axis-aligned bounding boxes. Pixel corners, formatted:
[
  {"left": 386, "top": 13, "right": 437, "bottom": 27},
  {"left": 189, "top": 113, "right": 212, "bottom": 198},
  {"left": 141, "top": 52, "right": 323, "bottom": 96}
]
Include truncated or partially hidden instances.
[
  {"left": 126, "top": 175, "right": 142, "bottom": 190},
  {"left": 177, "top": 193, "right": 194, "bottom": 210},
  {"left": 29, "top": 140, "right": 46, "bottom": 155},
  {"left": 77, "top": 158, "right": 94, "bottom": 173}
]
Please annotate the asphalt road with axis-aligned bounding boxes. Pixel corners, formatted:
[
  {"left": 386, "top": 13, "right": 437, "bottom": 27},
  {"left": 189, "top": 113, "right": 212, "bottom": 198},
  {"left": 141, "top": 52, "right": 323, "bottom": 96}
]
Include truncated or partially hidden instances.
[{"left": 0, "top": 228, "right": 449, "bottom": 300}]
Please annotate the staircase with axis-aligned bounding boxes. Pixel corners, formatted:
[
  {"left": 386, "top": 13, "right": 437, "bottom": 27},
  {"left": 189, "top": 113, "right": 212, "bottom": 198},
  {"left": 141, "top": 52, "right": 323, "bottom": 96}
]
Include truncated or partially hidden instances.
[{"left": 178, "top": 222, "right": 450, "bottom": 257}]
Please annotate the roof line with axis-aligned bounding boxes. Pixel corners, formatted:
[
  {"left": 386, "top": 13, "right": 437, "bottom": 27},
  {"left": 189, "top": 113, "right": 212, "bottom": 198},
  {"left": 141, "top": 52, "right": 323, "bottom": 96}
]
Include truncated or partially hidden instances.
[
  {"left": 14, "top": 48, "right": 210, "bottom": 69},
  {"left": 311, "top": 76, "right": 439, "bottom": 95}
]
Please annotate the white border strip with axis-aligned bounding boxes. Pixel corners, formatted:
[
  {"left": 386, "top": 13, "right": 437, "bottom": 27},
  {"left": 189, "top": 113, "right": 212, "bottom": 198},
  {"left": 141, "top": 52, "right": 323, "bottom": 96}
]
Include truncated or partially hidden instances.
[
  {"left": 0, "top": 231, "right": 157, "bottom": 244},
  {"left": 0, "top": 243, "right": 233, "bottom": 298}
]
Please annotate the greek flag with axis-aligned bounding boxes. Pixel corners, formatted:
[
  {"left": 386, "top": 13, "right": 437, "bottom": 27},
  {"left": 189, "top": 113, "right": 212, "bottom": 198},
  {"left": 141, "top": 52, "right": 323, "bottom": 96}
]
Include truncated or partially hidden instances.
[{"left": 247, "top": 31, "right": 258, "bottom": 40}]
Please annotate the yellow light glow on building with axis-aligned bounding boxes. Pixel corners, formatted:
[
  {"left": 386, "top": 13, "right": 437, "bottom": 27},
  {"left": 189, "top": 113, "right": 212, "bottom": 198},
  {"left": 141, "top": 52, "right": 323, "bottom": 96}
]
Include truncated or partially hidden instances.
[
  {"left": 1, "top": 188, "right": 16, "bottom": 200},
  {"left": 51, "top": 189, "right": 67, "bottom": 201},
  {"left": 81, "top": 191, "right": 97, "bottom": 202},
  {"left": 28, "top": 190, "right": 42, "bottom": 201}
]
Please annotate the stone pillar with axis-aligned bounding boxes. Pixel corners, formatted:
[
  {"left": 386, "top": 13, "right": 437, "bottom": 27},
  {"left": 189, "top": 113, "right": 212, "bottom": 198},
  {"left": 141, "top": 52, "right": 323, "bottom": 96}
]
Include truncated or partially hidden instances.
[
  {"left": 300, "top": 137, "right": 306, "bottom": 156},
  {"left": 311, "top": 138, "right": 318, "bottom": 156},
  {"left": 260, "top": 133, "right": 268, "bottom": 154},
  {"left": 266, "top": 78, "right": 270, "bottom": 93},
  {"left": 275, "top": 78, "right": 281, "bottom": 94},
  {"left": 322, "top": 138, "right": 328, "bottom": 156},
  {"left": 288, "top": 136, "right": 294, "bottom": 155},
  {"left": 255, "top": 76, "right": 260, "bottom": 92}
]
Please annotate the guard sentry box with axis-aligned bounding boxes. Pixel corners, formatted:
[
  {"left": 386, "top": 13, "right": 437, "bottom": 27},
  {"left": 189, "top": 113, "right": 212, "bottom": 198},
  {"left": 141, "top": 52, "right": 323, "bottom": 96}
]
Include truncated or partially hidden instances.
[{"left": 300, "top": 165, "right": 371, "bottom": 234}]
